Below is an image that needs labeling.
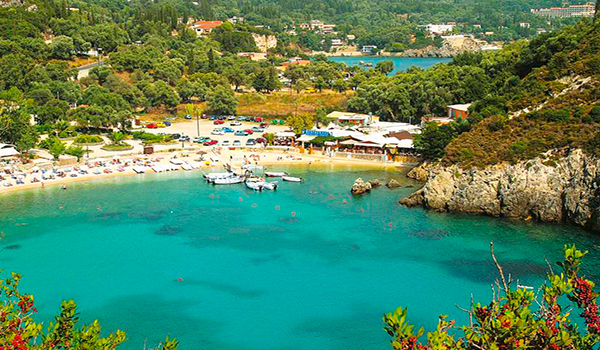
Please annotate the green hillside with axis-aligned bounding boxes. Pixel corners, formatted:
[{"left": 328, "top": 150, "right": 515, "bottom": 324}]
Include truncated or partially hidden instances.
[{"left": 413, "top": 20, "right": 600, "bottom": 167}]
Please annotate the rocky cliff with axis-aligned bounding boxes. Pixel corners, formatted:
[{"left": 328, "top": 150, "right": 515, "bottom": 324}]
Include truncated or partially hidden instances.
[
  {"left": 400, "top": 150, "right": 600, "bottom": 232},
  {"left": 400, "top": 36, "right": 483, "bottom": 58},
  {"left": 252, "top": 34, "right": 277, "bottom": 53}
]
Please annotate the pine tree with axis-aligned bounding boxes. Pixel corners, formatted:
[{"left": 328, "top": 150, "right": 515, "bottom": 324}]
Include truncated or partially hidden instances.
[
  {"left": 207, "top": 48, "right": 215, "bottom": 71},
  {"left": 61, "top": 0, "right": 68, "bottom": 18},
  {"left": 200, "top": 0, "right": 214, "bottom": 20}
]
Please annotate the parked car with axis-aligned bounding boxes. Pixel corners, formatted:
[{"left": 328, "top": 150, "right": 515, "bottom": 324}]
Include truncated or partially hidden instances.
[
  {"left": 227, "top": 115, "right": 236, "bottom": 120},
  {"left": 222, "top": 140, "right": 230, "bottom": 146},
  {"left": 235, "top": 130, "right": 248, "bottom": 136},
  {"left": 164, "top": 121, "right": 171, "bottom": 126},
  {"left": 193, "top": 137, "right": 209, "bottom": 143},
  {"left": 217, "top": 116, "right": 226, "bottom": 120},
  {"left": 230, "top": 121, "right": 242, "bottom": 126},
  {"left": 211, "top": 129, "right": 224, "bottom": 135},
  {"left": 233, "top": 140, "right": 241, "bottom": 146},
  {"left": 201, "top": 114, "right": 209, "bottom": 119},
  {"left": 237, "top": 116, "right": 246, "bottom": 121},
  {"left": 243, "top": 129, "right": 254, "bottom": 134},
  {"left": 146, "top": 123, "right": 158, "bottom": 129},
  {"left": 203, "top": 140, "right": 218, "bottom": 146},
  {"left": 214, "top": 120, "right": 224, "bottom": 125},
  {"left": 184, "top": 114, "right": 192, "bottom": 120},
  {"left": 259, "top": 123, "right": 268, "bottom": 128},
  {"left": 157, "top": 123, "right": 167, "bottom": 128},
  {"left": 171, "top": 133, "right": 181, "bottom": 140},
  {"left": 251, "top": 127, "right": 264, "bottom": 132},
  {"left": 209, "top": 116, "right": 216, "bottom": 120},
  {"left": 246, "top": 139, "right": 256, "bottom": 146},
  {"left": 179, "top": 135, "right": 190, "bottom": 142},
  {"left": 255, "top": 117, "right": 265, "bottom": 123},
  {"left": 221, "top": 127, "right": 234, "bottom": 133},
  {"left": 255, "top": 137, "right": 267, "bottom": 144}
]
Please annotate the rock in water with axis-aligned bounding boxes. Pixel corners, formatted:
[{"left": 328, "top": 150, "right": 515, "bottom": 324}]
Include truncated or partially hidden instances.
[
  {"left": 399, "top": 188, "right": 425, "bottom": 207},
  {"left": 351, "top": 178, "right": 372, "bottom": 195},
  {"left": 368, "top": 179, "right": 381, "bottom": 188},
  {"left": 386, "top": 179, "right": 401, "bottom": 188}
]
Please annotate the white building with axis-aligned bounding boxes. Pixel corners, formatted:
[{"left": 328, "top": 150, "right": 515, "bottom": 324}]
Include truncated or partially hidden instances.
[
  {"left": 531, "top": 2, "right": 595, "bottom": 18},
  {"left": 327, "top": 111, "right": 374, "bottom": 126},
  {"left": 331, "top": 39, "right": 343, "bottom": 46},
  {"left": 361, "top": 45, "right": 377, "bottom": 54},
  {"left": 426, "top": 24, "right": 455, "bottom": 35},
  {"left": 0, "top": 144, "right": 19, "bottom": 158}
]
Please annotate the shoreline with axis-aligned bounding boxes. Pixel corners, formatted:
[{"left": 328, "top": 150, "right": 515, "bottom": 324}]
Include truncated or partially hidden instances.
[{"left": 0, "top": 149, "right": 413, "bottom": 196}]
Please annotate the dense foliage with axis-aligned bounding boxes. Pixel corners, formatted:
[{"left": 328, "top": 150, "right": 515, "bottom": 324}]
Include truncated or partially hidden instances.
[
  {"left": 409, "top": 19, "right": 600, "bottom": 165},
  {"left": 384, "top": 244, "right": 599, "bottom": 349}
]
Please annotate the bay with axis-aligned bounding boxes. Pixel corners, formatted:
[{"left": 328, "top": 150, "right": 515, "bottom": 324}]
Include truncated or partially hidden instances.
[
  {"left": 328, "top": 57, "right": 452, "bottom": 75},
  {"left": 0, "top": 165, "right": 598, "bottom": 350}
]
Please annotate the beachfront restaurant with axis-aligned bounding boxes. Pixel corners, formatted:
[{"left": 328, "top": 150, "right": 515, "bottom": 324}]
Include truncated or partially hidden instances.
[
  {"left": 337, "top": 134, "right": 414, "bottom": 161},
  {"left": 274, "top": 131, "right": 296, "bottom": 146}
]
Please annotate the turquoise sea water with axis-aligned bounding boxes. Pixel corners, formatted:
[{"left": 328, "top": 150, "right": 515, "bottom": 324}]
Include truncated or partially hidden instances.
[
  {"left": 328, "top": 57, "right": 452, "bottom": 75},
  {"left": 0, "top": 165, "right": 598, "bottom": 350}
]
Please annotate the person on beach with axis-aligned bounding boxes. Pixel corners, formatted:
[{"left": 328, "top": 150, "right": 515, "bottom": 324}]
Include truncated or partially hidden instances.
[{"left": 62, "top": 184, "right": 67, "bottom": 190}]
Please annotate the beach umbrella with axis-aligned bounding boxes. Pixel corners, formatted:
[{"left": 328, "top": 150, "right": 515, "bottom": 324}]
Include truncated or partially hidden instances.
[{"left": 197, "top": 150, "right": 207, "bottom": 155}]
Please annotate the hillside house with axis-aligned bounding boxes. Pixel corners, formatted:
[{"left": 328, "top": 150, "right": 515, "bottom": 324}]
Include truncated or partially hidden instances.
[
  {"left": 447, "top": 103, "right": 471, "bottom": 120},
  {"left": 191, "top": 21, "right": 223, "bottom": 35}
]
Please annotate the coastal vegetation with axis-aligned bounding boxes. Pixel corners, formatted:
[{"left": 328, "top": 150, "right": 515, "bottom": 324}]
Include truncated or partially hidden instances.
[
  {"left": 385, "top": 244, "right": 599, "bottom": 349},
  {"left": 0, "top": 272, "right": 178, "bottom": 349},
  {"left": 412, "top": 19, "right": 600, "bottom": 167}
]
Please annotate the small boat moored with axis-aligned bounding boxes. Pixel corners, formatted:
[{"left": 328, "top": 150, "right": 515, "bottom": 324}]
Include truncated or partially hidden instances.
[
  {"left": 265, "top": 171, "right": 288, "bottom": 177},
  {"left": 245, "top": 181, "right": 263, "bottom": 191},
  {"left": 213, "top": 176, "right": 244, "bottom": 185},
  {"left": 204, "top": 172, "right": 235, "bottom": 183},
  {"left": 282, "top": 176, "right": 303, "bottom": 182}
]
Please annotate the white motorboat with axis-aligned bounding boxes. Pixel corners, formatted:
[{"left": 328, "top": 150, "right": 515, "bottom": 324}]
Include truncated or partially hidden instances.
[
  {"left": 204, "top": 172, "right": 234, "bottom": 182},
  {"left": 262, "top": 181, "right": 278, "bottom": 190},
  {"left": 265, "top": 171, "right": 287, "bottom": 177},
  {"left": 245, "top": 180, "right": 277, "bottom": 191},
  {"left": 213, "top": 176, "right": 244, "bottom": 185},
  {"left": 245, "top": 181, "right": 263, "bottom": 191},
  {"left": 282, "top": 176, "right": 302, "bottom": 182}
]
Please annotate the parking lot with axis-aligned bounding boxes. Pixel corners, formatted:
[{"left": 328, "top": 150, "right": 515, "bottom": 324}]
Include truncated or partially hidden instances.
[{"left": 143, "top": 116, "right": 290, "bottom": 147}]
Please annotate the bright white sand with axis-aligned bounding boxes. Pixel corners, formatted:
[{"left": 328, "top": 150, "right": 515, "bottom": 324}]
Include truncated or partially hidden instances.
[{"left": 0, "top": 120, "right": 406, "bottom": 194}]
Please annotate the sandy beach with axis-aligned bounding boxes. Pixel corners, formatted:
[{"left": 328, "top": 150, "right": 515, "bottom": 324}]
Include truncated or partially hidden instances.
[
  {"left": 0, "top": 119, "right": 411, "bottom": 195},
  {"left": 0, "top": 147, "right": 406, "bottom": 195}
]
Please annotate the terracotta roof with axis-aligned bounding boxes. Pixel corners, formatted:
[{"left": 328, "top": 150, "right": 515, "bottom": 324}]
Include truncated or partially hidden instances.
[
  {"left": 193, "top": 21, "right": 223, "bottom": 29},
  {"left": 281, "top": 60, "right": 311, "bottom": 67}
]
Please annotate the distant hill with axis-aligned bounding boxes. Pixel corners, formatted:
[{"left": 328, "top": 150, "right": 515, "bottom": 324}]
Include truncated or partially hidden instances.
[{"left": 442, "top": 19, "right": 599, "bottom": 167}]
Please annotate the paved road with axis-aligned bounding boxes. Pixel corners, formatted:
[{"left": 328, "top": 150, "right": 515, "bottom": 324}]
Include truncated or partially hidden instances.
[{"left": 77, "top": 61, "right": 105, "bottom": 80}]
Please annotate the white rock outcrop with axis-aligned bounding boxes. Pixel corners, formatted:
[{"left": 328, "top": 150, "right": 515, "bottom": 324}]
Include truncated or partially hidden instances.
[{"left": 401, "top": 150, "right": 600, "bottom": 231}]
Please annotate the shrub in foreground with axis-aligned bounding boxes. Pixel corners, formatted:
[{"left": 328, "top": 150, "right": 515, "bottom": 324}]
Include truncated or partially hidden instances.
[
  {"left": 384, "top": 244, "right": 599, "bottom": 349},
  {"left": 0, "top": 272, "right": 178, "bottom": 349}
]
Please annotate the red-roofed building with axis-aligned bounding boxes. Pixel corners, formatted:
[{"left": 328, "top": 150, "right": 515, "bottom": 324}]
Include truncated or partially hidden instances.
[
  {"left": 281, "top": 59, "right": 311, "bottom": 67},
  {"left": 191, "top": 21, "right": 223, "bottom": 35}
]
